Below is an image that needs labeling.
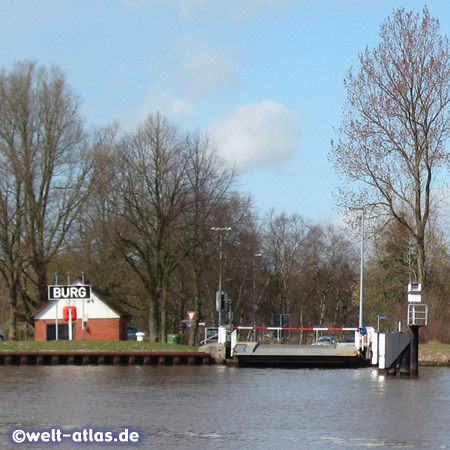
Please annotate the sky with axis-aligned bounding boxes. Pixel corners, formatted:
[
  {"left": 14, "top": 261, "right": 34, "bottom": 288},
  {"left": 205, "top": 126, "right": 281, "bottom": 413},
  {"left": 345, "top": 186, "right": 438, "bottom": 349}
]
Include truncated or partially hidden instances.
[{"left": 1, "top": 0, "right": 450, "bottom": 223}]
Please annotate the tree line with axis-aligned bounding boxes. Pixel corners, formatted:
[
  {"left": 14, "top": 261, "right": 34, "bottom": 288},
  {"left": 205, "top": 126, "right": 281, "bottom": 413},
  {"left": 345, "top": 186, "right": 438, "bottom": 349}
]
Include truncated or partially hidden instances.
[
  {"left": 0, "top": 62, "right": 361, "bottom": 342},
  {"left": 1, "top": 7, "right": 450, "bottom": 342}
]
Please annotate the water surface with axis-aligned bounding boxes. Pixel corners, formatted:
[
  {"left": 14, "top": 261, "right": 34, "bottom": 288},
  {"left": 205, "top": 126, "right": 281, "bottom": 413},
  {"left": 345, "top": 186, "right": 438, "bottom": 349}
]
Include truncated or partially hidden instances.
[{"left": 0, "top": 365, "right": 448, "bottom": 449}]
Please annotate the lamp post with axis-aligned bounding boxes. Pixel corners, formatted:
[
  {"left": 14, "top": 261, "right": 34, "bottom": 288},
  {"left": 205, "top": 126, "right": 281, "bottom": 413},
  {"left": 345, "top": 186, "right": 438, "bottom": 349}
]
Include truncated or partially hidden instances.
[
  {"left": 351, "top": 206, "right": 365, "bottom": 329},
  {"left": 252, "top": 253, "right": 262, "bottom": 341},
  {"left": 211, "top": 227, "right": 231, "bottom": 327}
]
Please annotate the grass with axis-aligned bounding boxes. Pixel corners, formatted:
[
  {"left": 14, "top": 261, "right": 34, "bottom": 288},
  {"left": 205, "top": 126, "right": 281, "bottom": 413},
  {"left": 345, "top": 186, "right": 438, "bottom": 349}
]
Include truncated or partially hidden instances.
[
  {"left": 419, "top": 342, "right": 450, "bottom": 366},
  {"left": 0, "top": 340, "right": 198, "bottom": 353}
]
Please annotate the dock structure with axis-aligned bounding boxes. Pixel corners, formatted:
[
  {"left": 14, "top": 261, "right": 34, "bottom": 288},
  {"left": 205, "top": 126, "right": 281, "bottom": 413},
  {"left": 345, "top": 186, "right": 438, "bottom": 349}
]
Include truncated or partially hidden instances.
[
  {"left": 0, "top": 351, "right": 214, "bottom": 366},
  {"left": 230, "top": 326, "right": 370, "bottom": 368},
  {"left": 227, "top": 321, "right": 426, "bottom": 375},
  {"left": 232, "top": 342, "right": 363, "bottom": 367}
]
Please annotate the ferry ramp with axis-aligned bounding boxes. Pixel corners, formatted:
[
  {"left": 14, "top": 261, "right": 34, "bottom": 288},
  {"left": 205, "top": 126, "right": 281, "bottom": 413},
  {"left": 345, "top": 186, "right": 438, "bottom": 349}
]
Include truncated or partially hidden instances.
[{"left": 233, "top": 342, "right": 362, "bottom": 367}]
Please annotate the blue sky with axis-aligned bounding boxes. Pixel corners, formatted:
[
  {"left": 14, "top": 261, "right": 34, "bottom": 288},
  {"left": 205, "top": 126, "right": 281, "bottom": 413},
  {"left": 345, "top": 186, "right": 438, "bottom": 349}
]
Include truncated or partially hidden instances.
[{"left": 1, "top": 0, "right": 449, "bottom": 222}]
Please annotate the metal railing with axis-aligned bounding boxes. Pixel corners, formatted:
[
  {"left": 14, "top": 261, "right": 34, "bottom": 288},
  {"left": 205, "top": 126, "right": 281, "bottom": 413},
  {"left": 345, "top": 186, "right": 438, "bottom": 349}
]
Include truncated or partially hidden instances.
[
  {"left": 200, "top": 327, "right": 219, "bottom": 345},
  {"left": 232, "top": 326, "right": 361, "bottom": 346},
  {"left": 407, "top": 303, "right": 428, "bottom": 326}
]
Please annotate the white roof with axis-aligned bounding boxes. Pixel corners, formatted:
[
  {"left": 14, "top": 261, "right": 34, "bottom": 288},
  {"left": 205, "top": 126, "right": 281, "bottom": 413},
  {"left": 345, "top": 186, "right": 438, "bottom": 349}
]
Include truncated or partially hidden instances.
[{"left": 34, "top": 282, "right": 121, "bottom": 320}]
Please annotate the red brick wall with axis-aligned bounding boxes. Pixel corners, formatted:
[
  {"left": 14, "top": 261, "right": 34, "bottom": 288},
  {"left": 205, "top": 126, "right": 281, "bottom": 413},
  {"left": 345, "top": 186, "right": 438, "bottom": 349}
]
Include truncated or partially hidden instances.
[
  {"left": 34, "top": 318, "right": 128, "bottom": 341},
  {"left": 83, "top": 318, "right": 121, "bottom": 340},
  {"left": 34, "top": 320, "right": 48, "bottom": 341}
]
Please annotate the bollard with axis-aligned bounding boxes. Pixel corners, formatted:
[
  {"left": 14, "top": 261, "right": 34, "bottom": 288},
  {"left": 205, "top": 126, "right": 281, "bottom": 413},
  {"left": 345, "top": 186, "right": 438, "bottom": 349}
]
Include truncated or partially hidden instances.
[{"left": 136, "top": 332, "right": 145, "bottom": 342}]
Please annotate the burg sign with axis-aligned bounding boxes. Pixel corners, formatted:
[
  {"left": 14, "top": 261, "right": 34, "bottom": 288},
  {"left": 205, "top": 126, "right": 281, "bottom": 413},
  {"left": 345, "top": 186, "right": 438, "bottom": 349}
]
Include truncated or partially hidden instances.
[{"left": 48, "top": 285, "right": 91, "bottom": 300}]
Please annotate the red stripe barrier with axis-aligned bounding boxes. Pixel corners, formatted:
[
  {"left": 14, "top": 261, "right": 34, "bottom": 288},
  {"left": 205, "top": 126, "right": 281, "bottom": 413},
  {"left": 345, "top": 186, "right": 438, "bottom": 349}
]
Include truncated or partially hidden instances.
[{"left": 233, "top": 326, "right": 359, "bottom": 331}]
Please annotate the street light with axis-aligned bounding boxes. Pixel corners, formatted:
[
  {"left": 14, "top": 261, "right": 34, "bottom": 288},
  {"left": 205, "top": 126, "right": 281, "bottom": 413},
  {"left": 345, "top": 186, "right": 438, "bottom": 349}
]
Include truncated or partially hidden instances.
[
  {"left": 211, "top": 227, "right": 232, "bottom": 327},
  {"left": 351, "top": 206, "right": 365, "bottom": 329},
  {"left": 252, "top": 253, "right": 262, "bottom": 341}
]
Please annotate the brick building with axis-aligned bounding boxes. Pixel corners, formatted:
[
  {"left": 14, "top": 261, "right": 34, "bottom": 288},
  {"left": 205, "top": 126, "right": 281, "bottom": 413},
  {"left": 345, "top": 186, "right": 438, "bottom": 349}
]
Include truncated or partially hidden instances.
[{"left": 33, "top": 280, "right": 131, "bottom": 341}]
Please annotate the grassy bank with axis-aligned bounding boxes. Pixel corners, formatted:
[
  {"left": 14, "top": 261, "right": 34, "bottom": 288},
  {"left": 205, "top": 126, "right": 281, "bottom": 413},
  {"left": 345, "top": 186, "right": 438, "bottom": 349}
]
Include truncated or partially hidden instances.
[
  {"left": 419, "top": 342, "right": 450, "bottom": 366},
  {"left": 0, "top": 340, "right": 198, "bottom": 353}
]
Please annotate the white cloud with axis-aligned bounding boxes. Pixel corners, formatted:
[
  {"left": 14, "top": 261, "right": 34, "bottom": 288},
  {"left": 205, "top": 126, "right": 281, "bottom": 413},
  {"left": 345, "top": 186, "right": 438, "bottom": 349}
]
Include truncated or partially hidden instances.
[
  {"left": 209, "top": 101, "right": 300, "bottom": 172},
  {"left": 173, "top": 33, "right": 239, "bottom": 98},
  {"left": 179, "top": 47, "right": 238, "bottom": 96},
  {"left": 142, "top": 90, "right": 194, "bottom": 117},
  {"left": 116, "top": 89, "right": 194, "bottom": 131}
]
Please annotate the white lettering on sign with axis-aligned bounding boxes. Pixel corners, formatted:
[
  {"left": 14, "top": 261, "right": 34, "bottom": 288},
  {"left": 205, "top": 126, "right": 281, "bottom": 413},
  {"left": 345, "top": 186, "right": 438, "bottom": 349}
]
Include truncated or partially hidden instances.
[{"left": 48, "top": 285, "right": 91, "bottom": 300}]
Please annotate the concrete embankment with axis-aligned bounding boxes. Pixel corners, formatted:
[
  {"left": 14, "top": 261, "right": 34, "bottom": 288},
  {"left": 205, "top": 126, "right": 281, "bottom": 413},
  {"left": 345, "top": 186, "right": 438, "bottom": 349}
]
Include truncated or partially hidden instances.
[
  {"left": 198, "top": 343, "right": 228, "bottom": 363},
  {"left": 0, "top": 350, "right": 214, "bottom": 366},
  {"left": 0, "top": 343, "right": 446, "bottom": 367}
]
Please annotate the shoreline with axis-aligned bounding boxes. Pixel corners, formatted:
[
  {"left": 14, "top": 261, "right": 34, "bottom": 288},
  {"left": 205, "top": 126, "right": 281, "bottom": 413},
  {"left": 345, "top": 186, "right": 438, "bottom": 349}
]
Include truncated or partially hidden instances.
[
  {"left": 0, "top": 341, "right": 448, "bottom": 367},
  {"left": 418, "top": 342, "right": 450, "bottom": 366},
  {"left": 0, "top": 350, "right": 213, "bottom": 366}
]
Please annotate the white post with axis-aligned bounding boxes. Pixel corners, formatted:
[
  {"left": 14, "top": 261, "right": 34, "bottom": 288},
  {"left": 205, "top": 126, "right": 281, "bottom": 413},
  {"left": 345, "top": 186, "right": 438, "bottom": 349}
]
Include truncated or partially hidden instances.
[
  {"left": 218, "top": 326, "right": 227, "bottom": 344},
  {"left": 218, "top": 234, "right": 223, "bottom": 327},
  {"left": 372, "top": 332, "right": 378, "bottom": 366},
  {"left": 68, "top": 308, "right": 73, "bottom": 340},
  {"left": 54, "top": 272, "right": 59, "bottom": 341},
  {"left": 82, "top": 297, "right": 85, "bottom": 340},
  {"left": 359, "top": 208, "right": 365, "bottom": 329},
  {"left": 378, "top": 333, "right": 386, "bottom": 369},
  {"left": 351, "top": 205, "right": 365, "bottom": 329},
  {"left": 230, "top": 330, "right": 237, "bottom": 357},
  {"left": 55, "top": 302, "right": 59, "bottom": 341}
]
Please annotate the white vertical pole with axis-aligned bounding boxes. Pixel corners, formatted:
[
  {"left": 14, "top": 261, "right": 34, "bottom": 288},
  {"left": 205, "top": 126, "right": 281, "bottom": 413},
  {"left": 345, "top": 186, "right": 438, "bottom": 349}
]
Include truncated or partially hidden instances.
[
  {"left": 211, "top": 227, "right": 231, "bottom": 328},
  {"left": 379, "top": 333, "right": 386, "bottom": 369},
  {"left": 82, "top": 297, "right": 85, "bottom": 340},
  {"left": 54, "top": 272, "right": 59, "bottom": 341},
  {"left": 230, "top": 330, "right": 237, "bottom": 357},
  {"left": 218, "top": 234, "right": 223, "bottom": 327},
  {"left": 68, "top": 308, "right": 73, "bottom": 340},
  {"left": 359, "top": 208, "right": 365, "bottom": 329},
  {"left": 372, "top": 332, "right": 378, "bottom": 366},
  {"left": 55, "top": 302, "right": 59, "bottom": 341}
]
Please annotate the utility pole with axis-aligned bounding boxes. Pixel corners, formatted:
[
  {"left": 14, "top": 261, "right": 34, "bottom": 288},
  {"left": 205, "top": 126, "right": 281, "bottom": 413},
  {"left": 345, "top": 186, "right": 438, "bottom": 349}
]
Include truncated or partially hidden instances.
[
  {"left": 211, "top": 227, "right": 231, "bottom": 327},
  {"left": 351, "top": 206, "right": 365, "bottom": 329},
  {"left": 252, "top": 253, "right": 262, "bottom": 341}
]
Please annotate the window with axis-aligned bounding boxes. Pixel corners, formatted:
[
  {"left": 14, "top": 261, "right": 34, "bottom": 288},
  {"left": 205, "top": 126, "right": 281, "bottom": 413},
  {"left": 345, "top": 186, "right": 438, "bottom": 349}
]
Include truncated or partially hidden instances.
[{"left": 46, "top": 323, "right": 75, "bottom": 340}]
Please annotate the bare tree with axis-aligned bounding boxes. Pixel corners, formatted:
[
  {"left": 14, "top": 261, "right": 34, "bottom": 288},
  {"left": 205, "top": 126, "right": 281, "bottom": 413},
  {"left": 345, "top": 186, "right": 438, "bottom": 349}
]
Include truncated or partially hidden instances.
[
  {"left": 0, "top": 156, "right": 26, "bottom": 339},
  {"left": 261, "top": 211, "right": 307, "bottom": 322},
  {"left": 300, "top": 224, "right": 358, "bottom": 328},
  {"left": 181, "top": 131, "right": 234, "bottom": 344},
  {"left": 114, "top": 113, "right": 189, "bottom": 342},
  {"left": 0, "top": 61, "right": 92, "bottom": 328},
  {"left": 66, "top": 124, "right": 134, "bottom": 300},
  {"left": 330, "top": 7, "right": 450, "bottom": 284}
]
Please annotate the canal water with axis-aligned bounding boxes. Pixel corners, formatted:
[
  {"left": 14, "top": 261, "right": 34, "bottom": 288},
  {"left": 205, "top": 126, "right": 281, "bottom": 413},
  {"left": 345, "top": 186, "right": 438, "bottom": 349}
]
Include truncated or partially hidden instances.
[{"left": 0, "top": 365, "right": 448, "bottom": 449}]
